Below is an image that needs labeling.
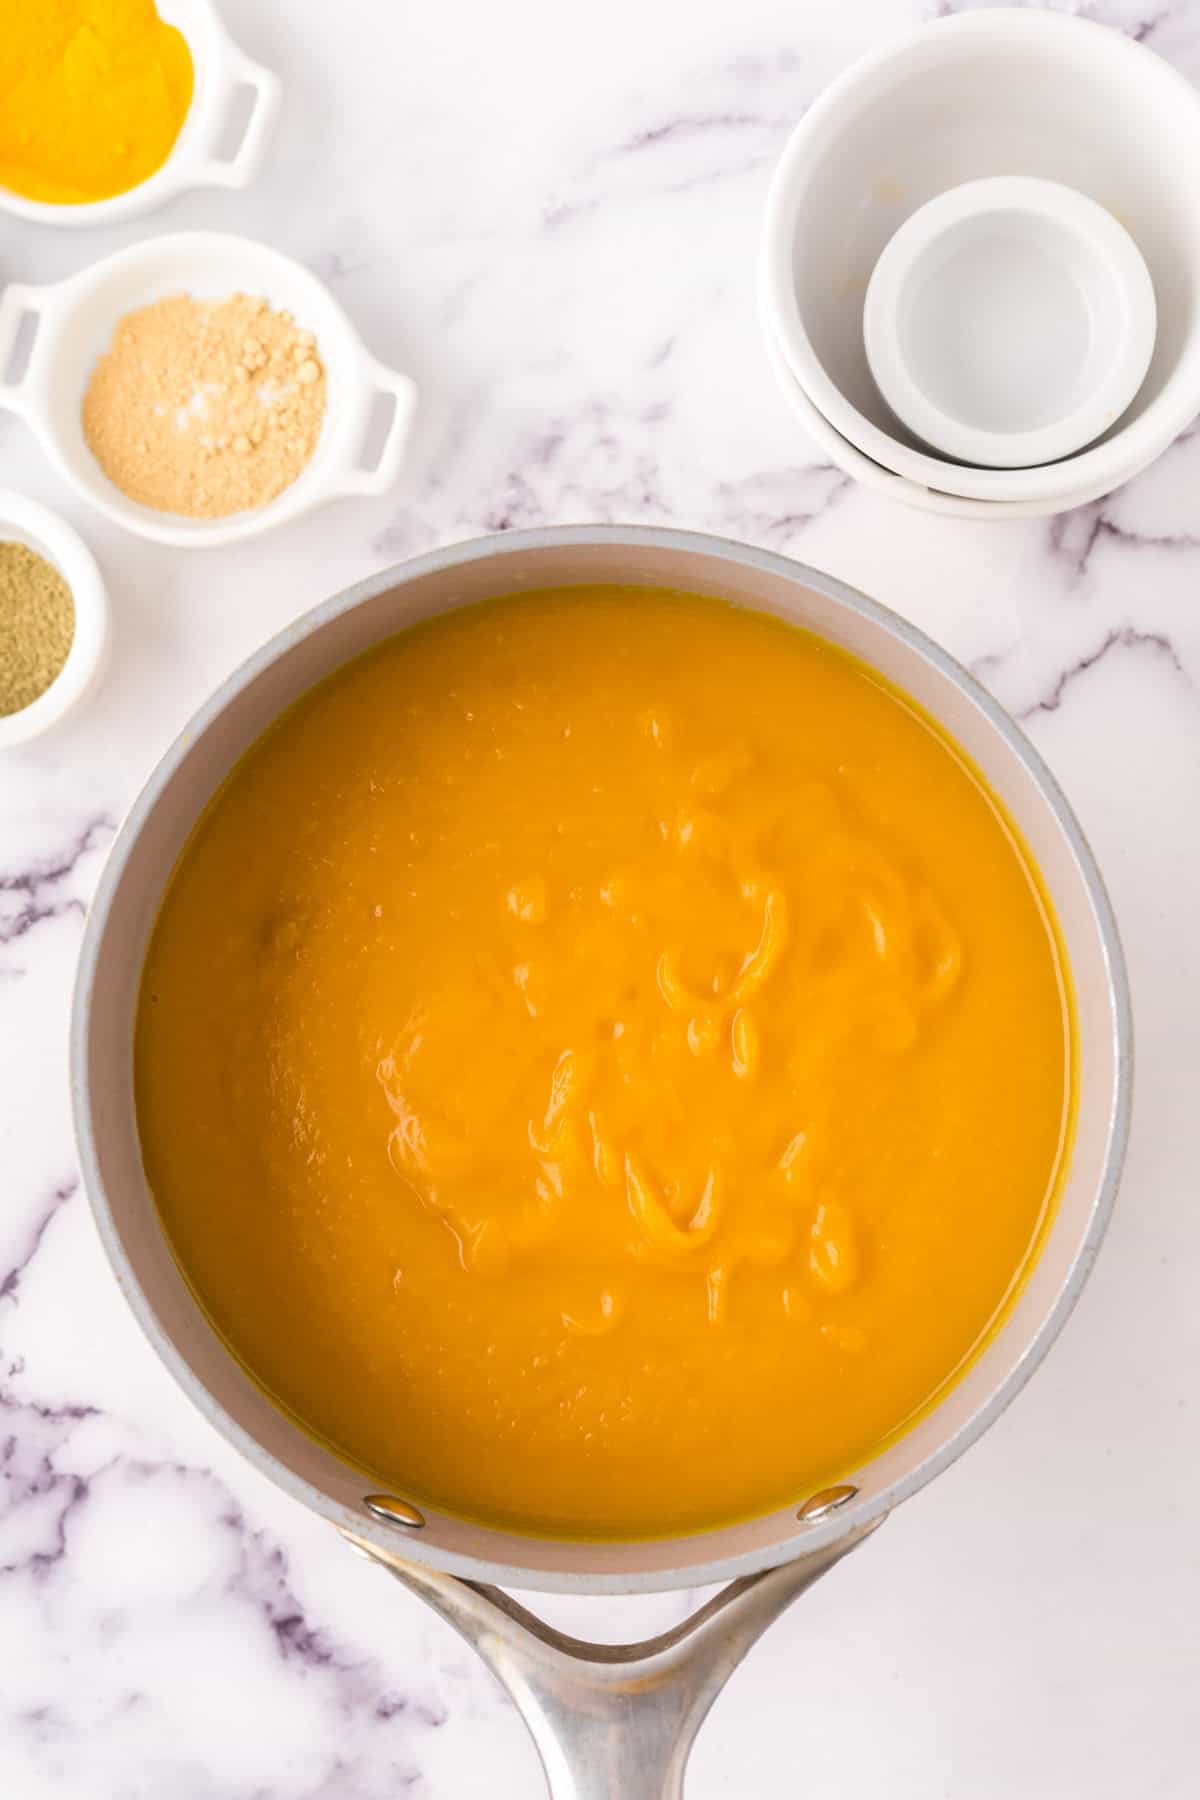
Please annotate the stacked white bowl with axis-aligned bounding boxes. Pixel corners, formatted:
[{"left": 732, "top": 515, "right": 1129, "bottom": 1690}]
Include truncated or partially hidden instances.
[{"left": 761, "top": 8, "right": 1200, "bottom": 519}]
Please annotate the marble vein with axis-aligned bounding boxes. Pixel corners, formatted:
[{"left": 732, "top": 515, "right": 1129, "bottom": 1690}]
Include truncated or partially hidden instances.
[
  {"left": 1015, "top": 625, "right": 1189, "bottom": 719},
  {"left": 1048, "top": 501, "right": 1200, "bottom": 584},
  {"left": 0, "top": 816, "right": 114, "bottom": 953},
  {"left": 0, "top": 1179, "right": 78, "bottom": 1305},
  {"left": 925, "top": 0, "right": 1172, "bottom": 41}
]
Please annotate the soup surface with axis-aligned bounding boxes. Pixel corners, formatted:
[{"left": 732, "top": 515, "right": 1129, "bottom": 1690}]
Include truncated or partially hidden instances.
[{"left": 136, "top": 587, "right": 1072, "bottom": 1537}]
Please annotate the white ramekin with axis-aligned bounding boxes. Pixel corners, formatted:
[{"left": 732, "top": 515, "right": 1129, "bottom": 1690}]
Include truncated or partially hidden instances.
[
  {"left": 863, "top": 177, "right": 1157, "bottom": 470},
  {"left": 0, "top": 233, "right": 418, "bottom": 549},
  {"left": 0, "top": 0, "right": 280, "bottom": 229},
  {"left": 0, "top": 492, "right": 109, "bottom": 749}
]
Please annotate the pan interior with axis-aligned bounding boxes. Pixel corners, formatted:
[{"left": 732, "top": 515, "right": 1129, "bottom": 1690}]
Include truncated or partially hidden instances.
[{"left": 133, "top": 582, "right": 1070, "bottom": 1537}]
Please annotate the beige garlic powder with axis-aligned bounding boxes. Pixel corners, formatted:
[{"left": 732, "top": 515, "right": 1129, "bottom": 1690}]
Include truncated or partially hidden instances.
[{"left": 81, "top": 292, "right": 327, "bottom": 519}]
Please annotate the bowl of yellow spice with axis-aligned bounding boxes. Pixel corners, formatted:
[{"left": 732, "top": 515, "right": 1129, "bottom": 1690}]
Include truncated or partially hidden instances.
[
  {"left": 0, "top": 0, "right": 279, "bottom": 226},
  {"left": 0, "top": 232, "right": 417, "bottom": 547},
  {"left": 0, "top": 493, "right": 109, "bottom": 749}
]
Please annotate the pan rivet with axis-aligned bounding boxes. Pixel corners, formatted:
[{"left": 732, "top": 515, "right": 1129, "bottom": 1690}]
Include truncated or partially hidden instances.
[
  {"left": 364, "top": 1493, "right": 426, "bottom": 1529},
  {"left": 796, "top": 1483, "right": 858, "bottom": 1521}
]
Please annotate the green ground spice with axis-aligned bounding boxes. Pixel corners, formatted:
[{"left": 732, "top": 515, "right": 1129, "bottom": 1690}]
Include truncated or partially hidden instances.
[{"left": 0, "top": 541, "right": 75, "bottom": 717}]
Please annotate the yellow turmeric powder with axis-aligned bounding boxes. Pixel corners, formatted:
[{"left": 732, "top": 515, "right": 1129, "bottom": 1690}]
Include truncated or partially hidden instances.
[{"left": 0, "top": 1, "right": 194, "bottom": 205}]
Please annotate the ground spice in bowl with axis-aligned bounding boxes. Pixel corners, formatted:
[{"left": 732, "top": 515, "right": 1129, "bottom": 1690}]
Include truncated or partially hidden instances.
[
  {"left": 0, "top": 0, "right": 193, "bottom": 205},
  {"left": 82, "top": 293, "right": 327, "bottom": 519},
  {"left": 0, "top": 542, "right": 76, "bottom": 717}
]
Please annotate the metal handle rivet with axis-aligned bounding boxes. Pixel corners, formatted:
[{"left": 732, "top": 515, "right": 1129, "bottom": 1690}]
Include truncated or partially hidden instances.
[
  {"left": 796, "top": 1483, "right": 858, "bottom": 1521},
  {"left": 364, "top": 1493, "right": 426, "bottom": 1528}
]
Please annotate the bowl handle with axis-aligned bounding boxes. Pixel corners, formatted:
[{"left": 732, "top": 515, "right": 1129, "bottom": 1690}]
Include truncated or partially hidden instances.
[
  {"left": 0, "top": 282, "right": 44, "bottom": 418},
  {"left": 342, "top": 1516, "right": 884, "bottom": 1799},
  {"left": 194, "top": 54, "right": 282, "bottom": 189},
  {"left": 333, "top": 355, "right": 419, "bottom": 497}
]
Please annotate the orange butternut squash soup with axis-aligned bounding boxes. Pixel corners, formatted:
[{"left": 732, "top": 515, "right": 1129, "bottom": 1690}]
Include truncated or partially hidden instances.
[{"left": 135, "top": 587, "right": 1073, "bottom": 1538}]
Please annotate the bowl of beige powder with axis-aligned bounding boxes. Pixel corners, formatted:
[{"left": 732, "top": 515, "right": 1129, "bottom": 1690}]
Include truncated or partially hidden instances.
[{"left": 0, "top": 232, "right": 417, "bottom": 548}]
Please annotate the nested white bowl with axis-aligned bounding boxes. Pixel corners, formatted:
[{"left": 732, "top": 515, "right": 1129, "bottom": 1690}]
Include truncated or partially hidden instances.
[
  {"left": 0, "top": 233, "right": 417, "bottom": 548},
  {"left": 863, "top": 177, "right": 1157, "bottom": 471},
  {"left": 761, "top": 7, "right": 1200, "bottom": 505},
  {"left": 0, "top": 0, "right": 280, "bottom": 228},
  {"left": 761, "top": 309, "right": 1157, "bottom": 521}
]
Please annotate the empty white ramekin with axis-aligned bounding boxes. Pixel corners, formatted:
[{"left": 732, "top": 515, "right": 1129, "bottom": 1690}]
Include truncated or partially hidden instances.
[
  {"left": 863, "top": 177, "right": 1156, "bottom": 470},
  {"left": 0, "top": 492, "right": 109, "bottom": 749},
  {"left": 0, "top": 233, "right": 418, "bottom": 548},
  {"left": 0, "top": 0, "right": 280, "bottom": 228}
]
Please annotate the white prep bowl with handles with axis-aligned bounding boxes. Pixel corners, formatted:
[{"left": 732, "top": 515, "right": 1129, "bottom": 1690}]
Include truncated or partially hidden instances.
[
  {"left": 0, "top": 0, "right": 280, "bottom": 228},
  {"left": 0, "top": 233, "right": 418, "bottom": 548}
]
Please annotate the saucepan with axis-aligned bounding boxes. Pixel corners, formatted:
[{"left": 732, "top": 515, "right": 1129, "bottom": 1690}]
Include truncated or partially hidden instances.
[{"left": 71, "top": 526, "right": 1131, "bottom": 1798}]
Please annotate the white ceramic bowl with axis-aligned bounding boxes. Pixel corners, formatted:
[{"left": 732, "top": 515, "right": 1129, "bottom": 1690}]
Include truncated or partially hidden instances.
[
  {"left": 863, "top": 177, "right": 1157, "bottom": 470},
  {"left": 0, "top": 492, "right": 109, "bottom": 749},
  {"left": 761, "top": 8, "right": 1200, "bottom": 505},
  {"left": 761, "top": 307, "right": 1159, "bottom": 521},
  {"left": 0, "top": 233, "right": 418, "bottom": 549},
  {"left": 0, "top": 0, "right": 280, "bottom": 228}
]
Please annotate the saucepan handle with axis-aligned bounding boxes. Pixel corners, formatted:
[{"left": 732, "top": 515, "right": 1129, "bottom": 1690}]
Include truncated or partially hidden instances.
[{"left": 343, "top": 1517, "right": 884, "bottom": 1799}]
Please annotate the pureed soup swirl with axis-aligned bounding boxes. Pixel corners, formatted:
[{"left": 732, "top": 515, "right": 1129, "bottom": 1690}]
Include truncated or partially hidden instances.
[{"left": 135, "top": 587, "right": 1073, "bottom": 1538}]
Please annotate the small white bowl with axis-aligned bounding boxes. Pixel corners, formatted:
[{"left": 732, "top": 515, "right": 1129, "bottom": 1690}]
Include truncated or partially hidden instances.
[
  {"left": 0, "top": 232, "right": 418, "bottom": 548},
  {"left": 761, "top": 308, "right": 1161, "bottom": 521},
  {"left": 863, "top": 177, "right": 1156, "bottom": 470},
  {"left": 761, "top": 7, "right": 1200, "bottom": 505},
  {"left": 0, "top": 492, "right": 109, "bottom": 749},
  {"left": 0, "top": 0, "right": 280, "bottom": 228}
]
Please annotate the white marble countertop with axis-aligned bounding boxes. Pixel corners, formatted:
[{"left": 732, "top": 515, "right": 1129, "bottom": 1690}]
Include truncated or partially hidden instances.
[{"left": 2, "top": 1, "right": 1198, "bottom": 1794}]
